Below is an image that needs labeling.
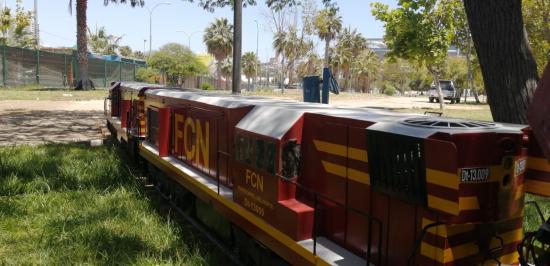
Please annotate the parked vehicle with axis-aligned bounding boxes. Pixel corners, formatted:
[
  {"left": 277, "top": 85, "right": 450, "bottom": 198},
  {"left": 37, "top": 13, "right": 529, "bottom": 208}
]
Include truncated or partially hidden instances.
[{"left": 428, "top": 80, "right": 461, "bottom": 104}]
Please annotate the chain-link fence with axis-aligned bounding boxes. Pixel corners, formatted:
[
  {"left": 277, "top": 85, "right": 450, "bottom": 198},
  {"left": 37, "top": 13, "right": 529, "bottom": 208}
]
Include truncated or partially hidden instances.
[{"left": 0, "top": 45, "right": 146, "bottom": 88}]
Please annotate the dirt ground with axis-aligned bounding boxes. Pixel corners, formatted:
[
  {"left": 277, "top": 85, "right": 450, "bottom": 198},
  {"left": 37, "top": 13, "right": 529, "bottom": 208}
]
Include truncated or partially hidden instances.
[{"left": 0, "top": 100, "right": 104, "bottom": 146}]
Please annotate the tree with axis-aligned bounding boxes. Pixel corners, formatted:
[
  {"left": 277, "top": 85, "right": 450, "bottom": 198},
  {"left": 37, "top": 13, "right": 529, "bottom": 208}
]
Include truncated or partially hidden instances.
[
  {"left": 463, "top": 0, "right": 539, "bottom": 123},
  {"left": 220, "top": 59, "right": 232, "bottom": 90},
  {"left": 523, "top": 0, "right": 550, "bottom": 75},
  {"left": 88, "top": 26, "right": 123, "bottom": 55},
  {"left": 314, "top": 7, "right": 342, "bottom": 68},
  {"left": 352, "top": 49, "right": 379, "bottom": 93},
  {"left": 0, "top": 0, "right": 36, "bottom": 48},
  {"left": 372, "top": 1, "right": 455, "bottom": 109},
  {"left": 69, "top": 0, "right": 144, "bottom": 90},
  {"left": 241, "top": 52, "right": 258, "bottom": 90},
  {"left": 297, "top": 52, "right": 322, "bottom": 79},
  {"left": 272, "top": 27, "right": 310, "bottom": 91},
  {"left": 203, "top": 17, "right": 233, "bottom": 91},
  {"left": 148, "top": 43, "right": 208, "bottom": 86},
  {"left": 334, "top": 27, "right": 367, "bottom": 90},
  {"left": 119, "top": 45, "right": 133, "bottom": 57}
]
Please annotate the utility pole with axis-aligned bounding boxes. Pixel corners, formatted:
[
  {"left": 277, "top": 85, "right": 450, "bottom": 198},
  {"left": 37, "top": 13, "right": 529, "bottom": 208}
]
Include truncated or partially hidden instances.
[
  {"left": 254, "top": 20, "right": 259, "bottom": 91},
  {"left": 232, "top": 0, "right": 242, "bottom": 94}
]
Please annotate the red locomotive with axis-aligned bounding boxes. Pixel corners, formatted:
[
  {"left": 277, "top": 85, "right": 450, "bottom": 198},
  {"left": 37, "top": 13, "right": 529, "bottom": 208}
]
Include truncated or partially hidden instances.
[{"left": 106, "top": 80, "right": 550, "bottom": 266}]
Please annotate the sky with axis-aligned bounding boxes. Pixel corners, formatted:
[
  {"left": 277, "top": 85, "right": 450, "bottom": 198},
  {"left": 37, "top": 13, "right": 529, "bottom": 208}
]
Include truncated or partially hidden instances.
[{"left": 14, "top": 0, "right": 396, "bottom": 62}]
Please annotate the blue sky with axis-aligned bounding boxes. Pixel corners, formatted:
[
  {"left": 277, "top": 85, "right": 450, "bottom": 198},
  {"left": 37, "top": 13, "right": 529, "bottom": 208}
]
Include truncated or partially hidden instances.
[{"left": 15, "top": 0, "right": 395, "bottom": 61}]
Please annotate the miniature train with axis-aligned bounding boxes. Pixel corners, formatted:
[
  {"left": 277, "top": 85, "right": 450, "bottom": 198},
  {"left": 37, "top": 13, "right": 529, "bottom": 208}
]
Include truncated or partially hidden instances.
[{"left": 105, "top": 82, "right": 550, "bottom": 266}]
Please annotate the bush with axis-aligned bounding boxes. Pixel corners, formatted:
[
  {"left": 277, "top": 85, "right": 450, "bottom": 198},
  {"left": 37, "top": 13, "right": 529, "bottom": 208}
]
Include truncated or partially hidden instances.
[
  {"left": 200, "top": 82, "right": 214, "bottom": 90},
  {"left": 135, "top": 67, "right": 159, "bottom": 83},
  {"left": 383, "top": 84, "right": 397, "bottom": 96}
]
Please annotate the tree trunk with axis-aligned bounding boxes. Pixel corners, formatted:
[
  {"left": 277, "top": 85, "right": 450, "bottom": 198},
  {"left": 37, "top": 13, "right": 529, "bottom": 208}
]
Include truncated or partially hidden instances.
[
  {"left": 324, "top": 38, "right": 330, "bottom": 68},
  {"left": 429, "top": 67, "right": 445, "bottom": 110},
  {"left": 75, "top": 0, "right": 91, "bottom": 90},
  {"left": 232, "top": 0, "right": 242, "bottom": 94},
  {"left": 463, "top": 0, "right": 539, "bottom": 123},
  {"left": 216, "top": 61, "right": 222, "bottom": 90},
  {"left": 280, "top": 55, "right": 286, "bottom": 94}
]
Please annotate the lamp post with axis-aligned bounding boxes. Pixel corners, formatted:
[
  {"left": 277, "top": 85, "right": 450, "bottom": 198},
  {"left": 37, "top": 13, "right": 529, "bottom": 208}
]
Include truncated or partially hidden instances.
[
  {"left": 147, "top": 2, "right": 171, "bottom": 55},
  {"left": 143, "top": 39, "right": 147, "bottom": 55},
  {"left": 176, "top": 30, "right": 201, "bottom": 50},
  {"left": 253, "top": 20, "right": 259, "bottom": 91}
]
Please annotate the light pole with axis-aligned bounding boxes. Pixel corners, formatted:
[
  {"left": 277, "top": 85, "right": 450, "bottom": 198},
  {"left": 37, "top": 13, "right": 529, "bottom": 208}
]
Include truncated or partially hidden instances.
[
  {"left": 143, "top": 39, "right": 147, "bottom": 54},
  {"left": 34, "top": 0, "right": 39, "bottom": 46},
  {"left": 176, "top": 30, "right": 201, "bottom": 50},
  {"left": 254, "top": 20, "right": 259, "bottom": 91},
  {"left": 147, "top": 2, "right": 171, "bottom": 56}
]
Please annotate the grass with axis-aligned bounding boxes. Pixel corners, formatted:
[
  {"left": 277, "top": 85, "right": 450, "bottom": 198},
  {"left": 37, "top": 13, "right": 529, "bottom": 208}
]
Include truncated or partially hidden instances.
[
  {"left": 397, "top": 105, "right": 493, "bottom": 121},
  {"left": 0, "top": 86, "right": 108, "bottom": 101},
  {"left": 0, "top": 142, "right": 225, "bottom": 265}
]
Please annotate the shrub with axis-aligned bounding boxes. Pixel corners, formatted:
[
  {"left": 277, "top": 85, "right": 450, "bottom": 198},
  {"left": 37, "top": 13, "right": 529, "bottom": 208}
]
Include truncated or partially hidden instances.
[
  {"left": 383, "top": 84, "right": 397, "bottom": 96},
  {"left": 200, "top": 82, "right": 214, "bottom": 90}
]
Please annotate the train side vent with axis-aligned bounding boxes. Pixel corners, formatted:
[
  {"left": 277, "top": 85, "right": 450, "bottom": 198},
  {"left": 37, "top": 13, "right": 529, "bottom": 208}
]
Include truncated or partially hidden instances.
[
  {"left": 401, "top": 117, "right": 496, "bottom": 129},
  {"left": 366, "top": 130, "right": 427, "bottom": 206}
]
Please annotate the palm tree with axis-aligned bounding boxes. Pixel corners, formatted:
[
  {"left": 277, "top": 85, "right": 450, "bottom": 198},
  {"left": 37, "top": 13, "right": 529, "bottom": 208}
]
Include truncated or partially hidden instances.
[
  {"left": 69, "top": 0, "right": 144, "bottom": 90},
  {"left": 241, "top": 52, "right": 258, "bottom": 90},
  {"left": 273, "top": 27, "right": 310, "bottom": 92},
  {"left": 334, "top": 28, "right": 367, "bottom": 90},
  {"left": 314, "top": 7, "right": 342, "bottom": 68},
  {"left": 203, "top": 18, "right": 233, "bottom": 91},
  {"left": 220, "top": 59, "right": 232, "bottom": 91},
  {"left": 88, "top": 26, "right": 123, "bottom": 55},
  {"left": 352, "top": 49, "right": 380, "bottom": 93}
]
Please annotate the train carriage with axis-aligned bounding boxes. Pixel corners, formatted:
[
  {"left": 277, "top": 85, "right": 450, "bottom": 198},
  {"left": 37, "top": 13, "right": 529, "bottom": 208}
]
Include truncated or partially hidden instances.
[{"left": 105, "top": 81, "right": 550, "bottom": 266}]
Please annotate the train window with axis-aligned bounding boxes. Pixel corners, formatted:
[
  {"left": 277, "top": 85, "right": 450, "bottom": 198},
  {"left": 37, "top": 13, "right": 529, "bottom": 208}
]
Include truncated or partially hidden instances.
[
  {"left": 235, "top": 134, "right": 253, "bottom": 165},
  {"left": 147, "top": 109, "right": 159, "bottom": 146},
  {"left": 282, "top": 140, "right": 300, "bottom": 179}
]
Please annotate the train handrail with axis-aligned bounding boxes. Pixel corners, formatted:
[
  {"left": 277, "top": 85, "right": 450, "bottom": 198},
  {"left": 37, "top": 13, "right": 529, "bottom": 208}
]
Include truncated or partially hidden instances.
[{"left": 215, "top": 149, "right": 383, "bottom": 266}]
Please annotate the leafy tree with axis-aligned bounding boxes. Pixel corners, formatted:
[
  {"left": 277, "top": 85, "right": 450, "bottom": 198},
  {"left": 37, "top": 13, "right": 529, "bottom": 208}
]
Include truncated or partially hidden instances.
[
  {"left": 88, "top": 26, "right": 122, "bottom": 55},
  {"left": 241, "top": 52, "right": 258, "bottom": 90},
  {"left": 220, "top": 59, "right": 232, "bottom": 90},
  {"left": 69, "top": 0, "right": 144, "bottom": 90},
  {"left": 273, "top": 27, "right": 311, "bottom": 91},
  {"left": 352, "top": 49, "right": 380, "bottom": 93},
  {"left": 334, "top": 27, "right": 367, "bottom": 90},
  {"left": 203, "top": 18, "right": 233, "bottom": 90},
  {"left": 118, "top": 45, "right": 133, "bottom": 57},
  {"left": 135, "top": 67, "right": 159, "bottom": 83},
  {"left": 314, "top": 7, "right": 342, "bottom": 68},
  {"left": 372, "top": 0, "right": 454, "bottom": 109},
  {"left": 148, "top": 43, "right": 208, "bottom": 86},
  {"left": 0, "top": 0, "right": 36, "bottom": 48},
  {"left": 523, "top": 0, "right": 550, "bottom": 75},
  {"left": 297, "top": 52, "right": 322, "bottom": 79}
]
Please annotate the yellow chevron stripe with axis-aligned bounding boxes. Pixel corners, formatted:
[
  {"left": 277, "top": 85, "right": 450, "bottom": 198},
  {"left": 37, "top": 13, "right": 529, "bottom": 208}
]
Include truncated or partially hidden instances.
[
  {"left": 348, "top": 147, "right": 368, "bottom": 163},
  {"left": 426, "top": 168, "right": 459, "bottom": 190},
  {"left": 528, "top": 157, "right": 550, "bottom": 172},
  {"left": 515, "top": 184, "right": 524, "bottom": 200},
  {"left": 420, "top": 241, "right": 479, "bottom": 263},
  {"left": 313, "top": 140, "right": 368, "bottom": 162},
  {"left": 525, "top": 179, "right": 550, "bottom": 196},
  {"left": 490, "top": 228, "right": 523, "bottom": 248},
  {"left": 422, "top": 218, "right": 475, "bottom": 238},
  {"left": 321, "top": 161, "right": 370, "bottom": 185},
  {"left": 496, "top": 250, "right": 520, "bottom": 265},
  {"left": 348, "top": 168, "right": 370, "bottom": 185},
  {"left": 428, "top": 195, "right": 459, "bottom": 216},
  {"left": 458, "top": 196, "right": 480, "bottom": 211}
]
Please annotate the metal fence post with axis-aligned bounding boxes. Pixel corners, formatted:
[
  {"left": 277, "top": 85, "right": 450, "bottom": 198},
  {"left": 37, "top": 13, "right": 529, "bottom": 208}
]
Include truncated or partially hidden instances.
[
  {"left": 2, "top": 45, "right": 6, "bottom": 87},
  {"left": 35, "top": 49, "right": 40, "bottom": 85},
  {"left": 119, "top": 61, "right": 122, "bottom": 81},
  {"left": 63, "top": 54, "right": 67, "bottom": 87},
  {"left": 133, "top": 60, "right": 136, "bottom": 81},
  {"left": 103, "top": 60, "right": 107, "bottom": 87}
]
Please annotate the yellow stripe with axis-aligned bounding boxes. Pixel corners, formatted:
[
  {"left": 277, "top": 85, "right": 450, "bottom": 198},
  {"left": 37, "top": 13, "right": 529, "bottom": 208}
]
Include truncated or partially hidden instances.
[
  {"left": 313, "top": 140, "right": 368, "bottom": 162},
  {"left": 525, "top": 179, "right": 550, "bottom": 196},
  {"left": 458, "top": 196, "right": 480, "bottom": 211},
  {"left": 140, "top": 146, "right": 325, "bottom": 265},
  {"left": 321, "top": 161, "right": 370, "bottom": 185},
  {"left": 348, "top": 168, "right": 370, "bottom": 185},
  {"left": 428, "top": 195, "right": 459, "bottom": 216},
  {"left": 490, "top": 228, "right": 522, "bottom": 248},
  {"left": 422, "top": 218, "right": 474, "bottom": 238},
  {"left": 515, "top": 184, "right": 524, "bottom": 200},
  {"left": 528, "top": 157, "right": 550, "bottom": 172},
  {"left": 426, "top": 169, "right": 459, "bottom": 190},
  {"left": 495, "top": 250, "right": 519, "bottom": 265},
  {"left": 420, "top": 241, "right": 478, "bottom": 263},
  {"left": 348, "top": 147, "right": 368, "bottom": 163},
  {"left": 321, "top": 161, "right": 346, "bottom": 177},
  {"left": 313, "top": 140, "right": 347, "bottom": 157}
]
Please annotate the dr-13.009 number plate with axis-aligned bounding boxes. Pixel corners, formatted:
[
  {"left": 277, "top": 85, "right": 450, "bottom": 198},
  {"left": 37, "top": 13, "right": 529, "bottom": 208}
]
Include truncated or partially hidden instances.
[{"left": 460, "top": 167, "right": 491, "bottom": 183}]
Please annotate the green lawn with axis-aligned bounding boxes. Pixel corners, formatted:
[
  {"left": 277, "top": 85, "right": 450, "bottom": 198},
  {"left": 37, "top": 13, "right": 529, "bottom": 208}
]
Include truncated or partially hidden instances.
[
  {"left": 398, "top": 105, "right": 494, "bottom": 121},
  {"left": 0, "top": 143, "right": 224, "bottom": 265},
  {"left": 0, "top": 87, "right": 108, "bottom": 101}
]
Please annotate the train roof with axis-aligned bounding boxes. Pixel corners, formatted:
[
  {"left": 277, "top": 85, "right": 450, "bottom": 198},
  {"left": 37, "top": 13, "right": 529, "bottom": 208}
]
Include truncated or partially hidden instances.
[{"left": 145, "top": 88, "right": 527, "bottom": 139}]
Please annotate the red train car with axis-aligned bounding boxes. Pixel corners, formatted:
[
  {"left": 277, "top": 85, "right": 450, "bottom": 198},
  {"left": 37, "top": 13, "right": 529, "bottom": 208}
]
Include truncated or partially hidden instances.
[{"left": 105, "top": 83, "right": 550, "bottom": 266}]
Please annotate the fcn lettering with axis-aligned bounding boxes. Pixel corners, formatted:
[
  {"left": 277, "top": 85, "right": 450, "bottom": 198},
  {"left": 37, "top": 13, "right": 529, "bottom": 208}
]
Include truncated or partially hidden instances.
[{"left": 174, "top": 114, "right": 209, "bottom": 168}]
